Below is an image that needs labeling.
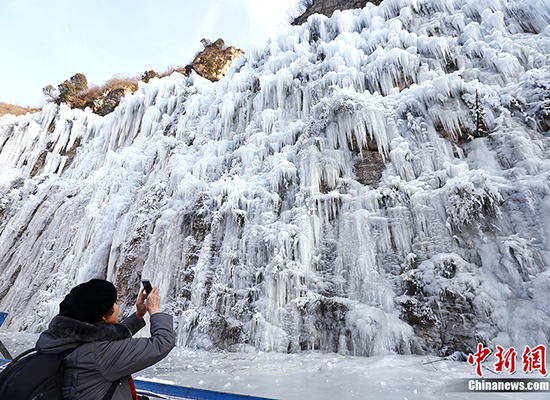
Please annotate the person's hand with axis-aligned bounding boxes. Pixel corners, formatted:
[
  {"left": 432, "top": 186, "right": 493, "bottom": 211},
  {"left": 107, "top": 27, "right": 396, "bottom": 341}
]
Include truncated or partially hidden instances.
[
  {"left": 146, "top": 286, "right": 161, "bottom": 316},
  {"left": 136, "top": 288, "right": 147, "bottom": 319}
]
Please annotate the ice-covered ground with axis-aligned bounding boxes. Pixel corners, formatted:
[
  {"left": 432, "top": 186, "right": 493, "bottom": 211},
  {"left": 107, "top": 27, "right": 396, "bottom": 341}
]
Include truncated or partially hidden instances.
[
  {"left": 136, "top": 348, "right": 484, "bottom": 400},
  {"left": 0, "top": 332, "right": 547, "bottom": 400}
]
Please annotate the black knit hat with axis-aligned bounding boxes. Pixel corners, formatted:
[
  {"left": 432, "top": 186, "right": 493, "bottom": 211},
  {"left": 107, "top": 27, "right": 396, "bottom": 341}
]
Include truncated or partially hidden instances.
[{"left": 59, "top": 279, "right": 117, "bottom": 324}]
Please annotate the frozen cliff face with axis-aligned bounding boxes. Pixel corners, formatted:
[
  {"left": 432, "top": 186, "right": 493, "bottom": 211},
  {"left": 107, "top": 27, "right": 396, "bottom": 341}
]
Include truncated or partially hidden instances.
[{"left": 1, "top": 0, "right": 550, "bottom": 357}]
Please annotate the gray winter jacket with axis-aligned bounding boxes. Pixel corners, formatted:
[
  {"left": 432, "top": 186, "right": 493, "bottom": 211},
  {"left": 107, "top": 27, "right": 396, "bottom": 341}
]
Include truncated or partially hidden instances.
[{"left": 35, "top": 312, "right": 176, "bottom": 400}]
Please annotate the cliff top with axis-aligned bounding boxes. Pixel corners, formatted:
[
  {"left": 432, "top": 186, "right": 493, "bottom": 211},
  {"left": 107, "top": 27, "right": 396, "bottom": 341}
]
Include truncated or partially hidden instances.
[
  {"left": 0, "top": 102, "right": 41, "bottom": 119},
  {"left": 292, "top": 0, "right": 382, "bottom": 25},
  {"left": 2, "top": 38, "right": 244, "bottom": 119}
]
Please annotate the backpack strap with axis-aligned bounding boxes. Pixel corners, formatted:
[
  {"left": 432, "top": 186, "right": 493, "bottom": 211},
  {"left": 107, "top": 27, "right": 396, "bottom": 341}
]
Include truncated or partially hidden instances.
[
  {"left": 0, "top": 348, "right": 38, "bottom": 377},
  {"left": 7, "top": 348, "right": 37, "bottom": 363},
  {"left": 102, "top": 379, "right": 120, "bottom": 400},
  {"left": 54, "top": 347, "right": 79, "bottom": 398}
]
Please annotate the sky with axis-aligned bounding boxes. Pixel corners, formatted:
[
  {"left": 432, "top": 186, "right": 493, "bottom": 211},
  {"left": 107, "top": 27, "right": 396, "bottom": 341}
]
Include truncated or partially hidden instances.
[{"left": 0, "top": 0, "right": 301, "bottom": 107}]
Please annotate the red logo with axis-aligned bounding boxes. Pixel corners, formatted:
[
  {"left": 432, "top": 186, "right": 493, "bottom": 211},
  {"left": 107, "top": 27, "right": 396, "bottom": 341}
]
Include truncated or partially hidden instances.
[
  {"left": 468, "top": 344, "right": 491, "bottom": 377},
  {"left": 522, "top": 345, "right": 547, "bottom": 375},
  {"left": 494, "top": 345, "right": 517, "bottom": 374},
  {"left": 468, "top": 344, "right": 547, "bottom": 377}
]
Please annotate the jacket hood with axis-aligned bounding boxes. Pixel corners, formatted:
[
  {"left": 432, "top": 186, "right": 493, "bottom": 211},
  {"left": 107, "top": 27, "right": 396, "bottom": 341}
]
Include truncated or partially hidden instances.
[{"left": 36, "top": 315, "right": 132, "bottom": 354}]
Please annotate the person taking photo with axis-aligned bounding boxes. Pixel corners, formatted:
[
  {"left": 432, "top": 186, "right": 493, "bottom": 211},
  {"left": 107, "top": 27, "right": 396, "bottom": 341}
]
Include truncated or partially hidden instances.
[{"left": 35, "top": 279, "right": 175, "bottom": 400}]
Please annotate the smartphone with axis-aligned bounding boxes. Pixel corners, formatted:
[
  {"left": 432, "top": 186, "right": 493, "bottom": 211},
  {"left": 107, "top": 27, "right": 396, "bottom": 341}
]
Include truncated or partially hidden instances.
[{"left": 142, "top": 279, "right": 153, "bottom": 295}]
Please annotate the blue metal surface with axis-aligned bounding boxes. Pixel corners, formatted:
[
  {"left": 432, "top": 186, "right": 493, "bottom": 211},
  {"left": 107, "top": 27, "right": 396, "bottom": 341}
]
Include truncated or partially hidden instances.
[
  {"left": 134, "top": 379, "right": 277, "bottom": 400},
  {"left": 0, "top": 312, "right": 7, "bottom": 328}
]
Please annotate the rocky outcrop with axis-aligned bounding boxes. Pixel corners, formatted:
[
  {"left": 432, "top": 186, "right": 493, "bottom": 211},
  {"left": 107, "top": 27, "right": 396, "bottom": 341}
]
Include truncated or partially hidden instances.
[
  {"left": 187, "top": 39, "right": 244, "bottom": 82},
  {"left": 84, "top": 37, "right": 244, "bottom": 115},
  {"left": 292, "top": 0, "right": 381, "bottom": 25},
  {"left": 86, "top": 85, "right": 138, "bottom": 117}
]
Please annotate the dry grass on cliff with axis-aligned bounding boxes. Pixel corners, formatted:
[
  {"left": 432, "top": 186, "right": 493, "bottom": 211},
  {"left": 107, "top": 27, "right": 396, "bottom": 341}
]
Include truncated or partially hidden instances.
[
  {"left": 77, "top": 74, "right": 139, "bottom": 105},
  {"left": 102, "top": 74, "right": 139, "bottom": 92},
  {"left": 158, "top": 65, "right": 188, "bottom": 78},
  {"left": 0, "top": 102, "right": 41, "bottom": 118}
]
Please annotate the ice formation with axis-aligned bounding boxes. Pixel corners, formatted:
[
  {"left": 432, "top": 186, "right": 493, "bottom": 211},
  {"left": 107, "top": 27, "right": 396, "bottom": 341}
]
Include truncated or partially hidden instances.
[{"left": 1, "top": 0, "right": 550, "bottom": 357}]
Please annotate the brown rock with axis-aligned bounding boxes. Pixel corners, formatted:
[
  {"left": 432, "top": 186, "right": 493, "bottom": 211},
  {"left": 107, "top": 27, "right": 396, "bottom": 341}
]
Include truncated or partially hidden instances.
[
  {"left": 187, "top": 38, "right": 244, "bottom": 82},
  {"left": 292, "top": 0, "right": 382, "bottom": 26},
  {"left": 90, "top": 86, "right": 137, "bottom": 116}
]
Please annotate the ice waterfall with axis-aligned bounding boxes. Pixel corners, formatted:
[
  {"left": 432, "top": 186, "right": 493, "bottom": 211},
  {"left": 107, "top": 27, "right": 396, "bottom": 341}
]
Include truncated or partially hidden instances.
[{"left": 1, "top": 0, "right": 550, "bottom": 357}]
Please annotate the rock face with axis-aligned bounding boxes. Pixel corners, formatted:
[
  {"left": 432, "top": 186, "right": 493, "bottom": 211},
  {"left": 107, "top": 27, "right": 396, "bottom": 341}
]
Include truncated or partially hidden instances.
[
  {"left": 87, "top": 85, "right": 138, "bottom": 117},
  {"left": 188, "top": 39, "right": 244, "bottom": 82},
  {"left": 292, "top": 0, "right": 381, "bottom": 25}
]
